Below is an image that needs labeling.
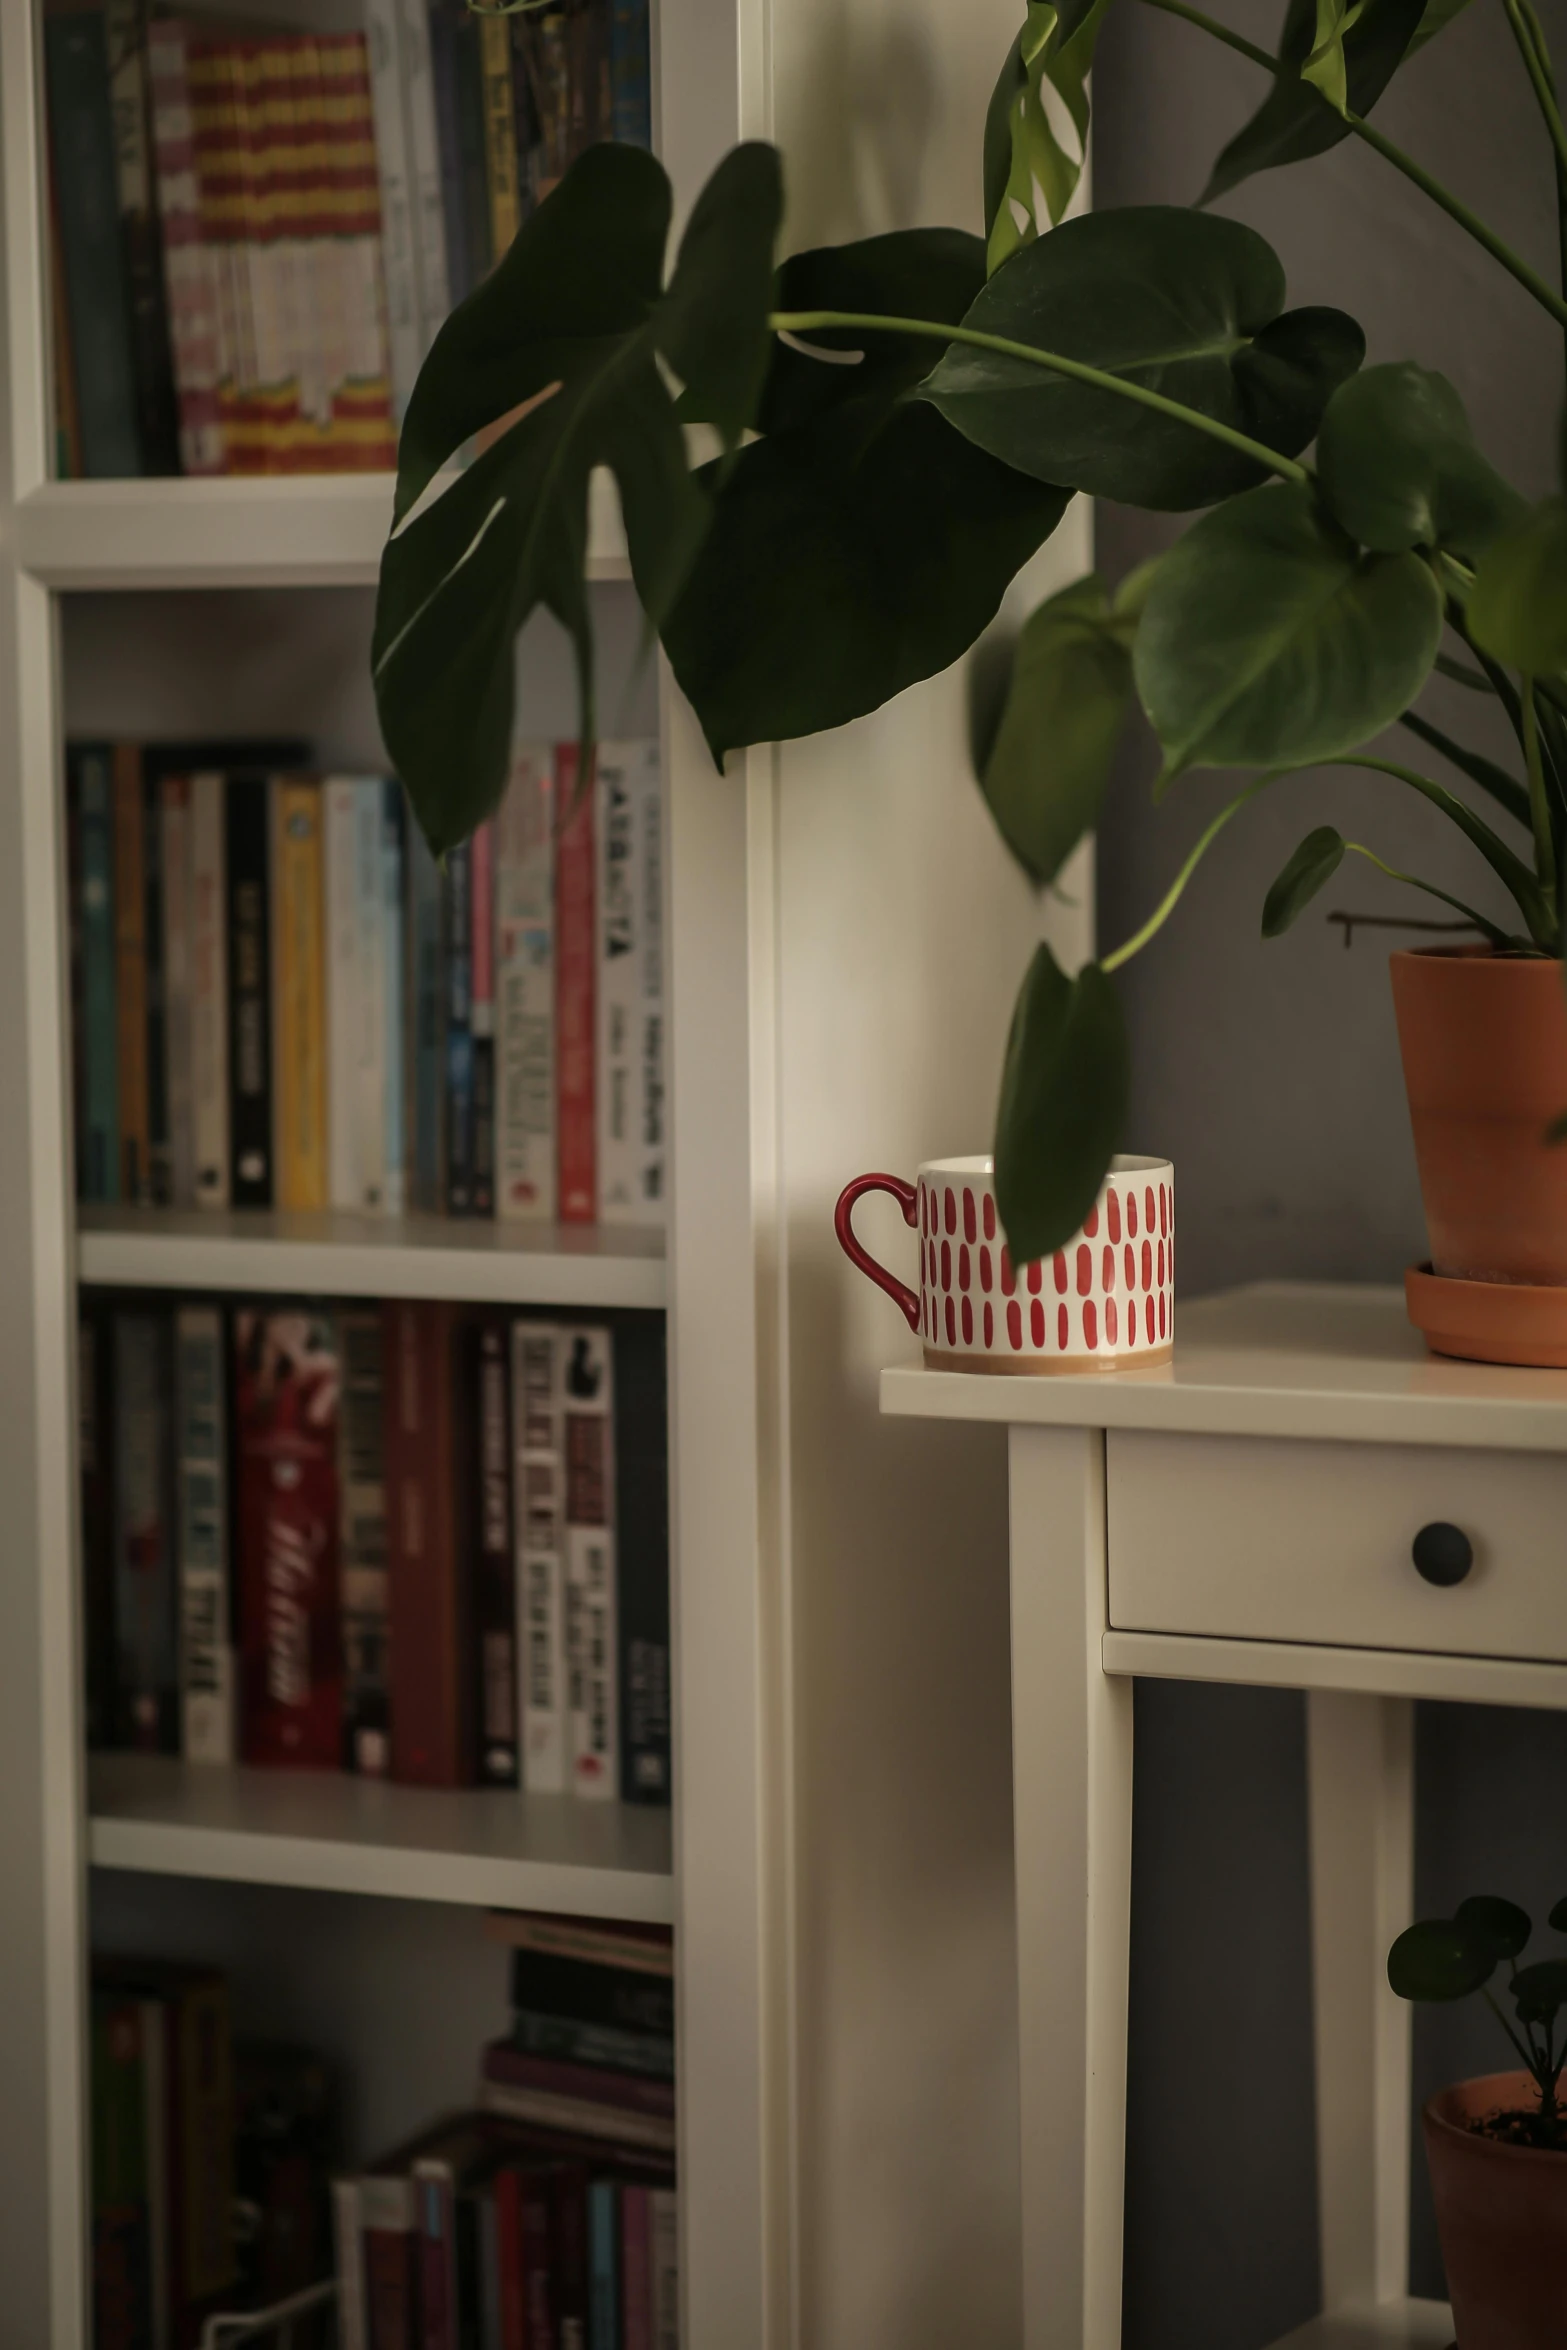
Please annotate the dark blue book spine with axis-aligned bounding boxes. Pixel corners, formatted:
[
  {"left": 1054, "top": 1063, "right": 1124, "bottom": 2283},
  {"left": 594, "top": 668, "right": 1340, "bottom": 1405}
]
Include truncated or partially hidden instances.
[
  {"left": 616, "top": 1315, "right": 671, "bottom": 1804},
  {"left": 76, "top": 747, "right": 120, "bottom": 1202},
  {"left": 589, "top": 2180, "right": 619, "bottom": 2350},
  {"left": 44, "top": 8, "right": 143, "bottom": 476},
  {"left": 609, "top": 0, "right": 651, "bottom": 146},
  {"left": 427, "top": 1, "right": 471, "bottom": 305},
  {"left": 445, "top": 842, "right": 474, "bottom": 1215}
]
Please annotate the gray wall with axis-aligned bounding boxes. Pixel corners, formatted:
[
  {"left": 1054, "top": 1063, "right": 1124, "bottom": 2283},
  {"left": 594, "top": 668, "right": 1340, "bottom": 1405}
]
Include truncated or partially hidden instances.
[{"left": 1092, "top": 2, "right": 1567, "bottom": 2338}]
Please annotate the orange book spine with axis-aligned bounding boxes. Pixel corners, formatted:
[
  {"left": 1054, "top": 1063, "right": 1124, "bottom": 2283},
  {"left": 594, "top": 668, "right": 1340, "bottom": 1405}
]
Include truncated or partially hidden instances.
[
  {"left": 270, "top": 778, "right": 328, "bottom": 1209},
  {"left": 315, "top": 34, "right": 397, "bottom": 471},
  {"left": 187, "top": 38, "right": 256, "bottom": 471}
]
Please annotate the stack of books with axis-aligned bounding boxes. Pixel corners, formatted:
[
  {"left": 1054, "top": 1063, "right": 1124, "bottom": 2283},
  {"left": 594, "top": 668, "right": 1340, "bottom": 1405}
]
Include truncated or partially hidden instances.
[
  {"left": 333, "top": 1911, "right": 677, "bottom": 2350},
  {"left": 79, "top": 1299, "right": 672, "bottom": 1805},
  {"left": 66, "top": 739, "right": 665, "bottom": 1227},
  {"left": 43, "top": 0, "right": 652, "bottom": 480},
  {"left": 90, "top": 1956, "right": 338, "bottom": 2350},
  {"left": 479, "top": 1908, "right": 675, "bottom": 2156}
]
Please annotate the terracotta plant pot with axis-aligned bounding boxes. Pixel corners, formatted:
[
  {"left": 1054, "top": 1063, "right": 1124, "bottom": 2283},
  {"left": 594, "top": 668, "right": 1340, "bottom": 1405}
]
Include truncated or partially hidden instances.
[
  {"left": 1390, "top": 950, "right": 1567, "bottom": 1365},
  {"left": 1424, "top": 2070, "right": 1567, "bottom": 2348}
]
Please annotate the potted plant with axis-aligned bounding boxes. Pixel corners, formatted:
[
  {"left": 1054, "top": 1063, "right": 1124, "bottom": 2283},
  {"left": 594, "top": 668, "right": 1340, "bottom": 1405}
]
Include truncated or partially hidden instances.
[
  {"left": 1390, "top": 1895, "right": 1567, "bottom": 2345},
  {"left": 372, "top": 0, "right": 1567, "bottom": 1358}
]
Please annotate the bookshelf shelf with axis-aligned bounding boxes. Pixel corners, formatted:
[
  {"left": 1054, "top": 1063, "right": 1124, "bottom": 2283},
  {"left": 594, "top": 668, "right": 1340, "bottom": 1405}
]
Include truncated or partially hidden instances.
[
  {"left": 87, "top": 1752, "right": 674, "bottom": 1921},
  {"left": 12, "top": 469, "right": 631, "bottom": 593},
  {"left": 76, "top": 1204, "right": 667, "bottom": 1309},
  {"left": 1269, "top": 2303, "right": 1453, "bottom": 2349}
]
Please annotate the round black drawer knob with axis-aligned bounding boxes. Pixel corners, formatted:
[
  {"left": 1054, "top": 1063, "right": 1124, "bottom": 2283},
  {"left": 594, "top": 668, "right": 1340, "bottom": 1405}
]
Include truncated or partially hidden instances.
[{"left": 1412, "top": 1522, "right": 1474, "bottom": 1586}]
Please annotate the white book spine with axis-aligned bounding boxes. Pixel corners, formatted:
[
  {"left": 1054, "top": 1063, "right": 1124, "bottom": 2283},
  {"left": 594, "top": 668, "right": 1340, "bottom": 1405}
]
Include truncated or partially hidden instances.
[
  {"left": 160, "top": 777, "right": 195, "bottom": 1208},
  {"left": 395, "top": 0, "right": 450, "bottom": 347},
  {"left": 190, "top": 773, "right": 229, "bottom": 1207},
  {"left": 596, "top": 742, "right": 665, "bottom": 1226},
  {"left": 175, "top": 1304, "right": 234, "bottom": 1763},
  {"left": 354, "top": 780, "right": 389, "bottom": 1211},
  {"left": 332, "top": 2179, "right": 368, "bottom": 2350},
  {"left": 564, "top": 1326, "right": 617, "bottom": 1802},
  {"left": 512, "top": 1321, "right": 566, "bottom": 1794},
  {"left": 650, "top": 2189, "right": 679, "bottom": 2350},
  {"left": 362, "top": 0, "right": 422, "bottom": 417},
  {"left": 382, "top": 783, "right": 406, "bottom": 1218},
  {"left": 325, "top": 779, "right": 364, "bottom": 1210},
  {"left": 495, "top": 746, "right": 556, "bottom": 1222}
]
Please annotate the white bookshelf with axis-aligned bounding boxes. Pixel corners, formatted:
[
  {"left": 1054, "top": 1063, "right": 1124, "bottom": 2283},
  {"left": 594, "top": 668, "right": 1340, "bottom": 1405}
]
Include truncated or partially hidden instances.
[
  {"left": 1271, "top": 2303, "right": 1454, "bottom": 2349},
  {"left": 88, "top": 1753, "right": 674, "bottom": 1919},
  {"left": 77, "top": 1203, "right": 667, "bottom": 1308}
]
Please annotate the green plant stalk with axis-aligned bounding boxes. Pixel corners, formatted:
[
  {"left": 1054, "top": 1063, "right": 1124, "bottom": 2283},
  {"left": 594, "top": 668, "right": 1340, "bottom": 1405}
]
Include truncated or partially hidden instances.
[
  {"left": 1484, "top": 1985, "right": 1549, "bottom": 2089},
  {"left": 766, "top": 310, "right": 1312, "bottom": 483},
  {"left": 1396, "top": 707, "right": 1533, "bottom": 831},
  {"left": 1327, "top": 755, "right": 1557, "bottom": 944},
  {"left": 1504, "top": 0, "right": 1567, "bottom": 185},
  {"left": 1100, "top": 779, "right": 1272, "bottom": 973},
  {"left": 1136, "top": 0, "right": 1567, "bottom": 332},
  {"left": 1519, "top": 0, "right": 1567, "bottom": 382},
  {"left": 1522, "top": 680, "right": 1559, "bottom": 900},
  {"left": 1341, "top": 840, "right": 1521, "bottom": 947}
]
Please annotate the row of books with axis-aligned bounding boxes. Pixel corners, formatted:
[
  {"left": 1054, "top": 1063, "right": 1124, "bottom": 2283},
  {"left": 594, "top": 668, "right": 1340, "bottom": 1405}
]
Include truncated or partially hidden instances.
[
  {"left": 66, "top": 738, "right": 665, "bottom": 1227},
  {"left": 336, "top": 1912, "right": 678, "bottom": 2350},
  {"left": 44, "top": 0, "right": 650, "bottom": 481},
  {"left": 91, "top": 1958, "right": 337, "bottom": 2350},
  {"left": 80, "top": 1299, "right": 671, "bottom": 1805}
]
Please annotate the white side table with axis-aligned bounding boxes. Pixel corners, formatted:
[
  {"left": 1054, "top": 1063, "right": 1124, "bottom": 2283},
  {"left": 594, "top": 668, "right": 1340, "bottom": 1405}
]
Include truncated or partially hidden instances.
[{"left": 881, "top": 1283, "right": 1567, "bottom": 2350}]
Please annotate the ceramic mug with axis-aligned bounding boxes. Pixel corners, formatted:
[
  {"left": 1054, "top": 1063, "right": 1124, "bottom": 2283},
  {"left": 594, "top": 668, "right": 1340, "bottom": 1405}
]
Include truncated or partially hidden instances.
[{"left": 835, "top": 1153, "right": 1175, "bottom": 1373}]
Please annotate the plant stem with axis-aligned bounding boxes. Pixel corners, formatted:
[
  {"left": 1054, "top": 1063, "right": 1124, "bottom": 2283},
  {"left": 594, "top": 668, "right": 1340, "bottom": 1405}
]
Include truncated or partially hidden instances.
[
  {"left": 1397, "top": 708, "right": 1533, "bottom": 831},
  {"left": 1522, "top": 679, "right": 1559, "bottom": 902},
  {"left": 1136, "top": 0, "right": 1567, "bottom": 332},
  {"left": 1101, "top": 780, "right": 1272, "bottom": 973},
  {"left": 767, "top": 310, "right": 1312, "bottom": 484},
  {"left": 1317, "top": 755, "right": 1557, "bottom": 943},
  {"left": 1483, "top": 1986, "right": 1545, "bottom": 2081},
  {"left": 1520, "top": 0, "right": 1567, "bottom": 382},
  {"left": 1503, "top": 0, "right": 1567, "bottom": 184},
  {"left": 1341, "top": 841, "right": 1521, "bottom": 947}
]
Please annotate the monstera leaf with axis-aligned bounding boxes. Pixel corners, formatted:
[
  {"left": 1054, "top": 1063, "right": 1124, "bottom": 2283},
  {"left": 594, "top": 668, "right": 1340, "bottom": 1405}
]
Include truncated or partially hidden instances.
[
  {"left": 1203, "top": 0, "right": 1427, "bottom": 201},
  {"left": 1317, "top": 364, "right": 1524, "bottom": 559},
  {"left": 663, "top": 230, "right": 1071, "bottom": 762},
  {"left": 373, "top": 141, "right": 783, "bottom": 852},
  {"left": 994, "top": 944, "right": 1128, "bottom": 1263},
  {"left": 923, "top": 207, "right": 1364, "bottom": 510},
  {"left": 983, "top": 0, "right": 1109, "bottom": 274},
  {"left": 979, "top": 574, "right": 1138, "bottom": 886},
  {"left": 1468, "top": 500, "right": 1567, "bottom": 678}
]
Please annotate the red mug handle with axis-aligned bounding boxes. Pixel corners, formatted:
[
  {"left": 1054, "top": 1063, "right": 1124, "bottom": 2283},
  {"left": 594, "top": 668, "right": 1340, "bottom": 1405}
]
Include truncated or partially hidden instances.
[{"left": 834, "top": 1172, "right": 921, "bottom": 1333}]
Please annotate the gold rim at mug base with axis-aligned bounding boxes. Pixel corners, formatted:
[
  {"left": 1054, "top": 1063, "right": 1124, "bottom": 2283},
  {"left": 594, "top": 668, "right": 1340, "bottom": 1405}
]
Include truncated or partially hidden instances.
[{"left": 923, "top": 1343, "right": 1174, "bottom": 1376}]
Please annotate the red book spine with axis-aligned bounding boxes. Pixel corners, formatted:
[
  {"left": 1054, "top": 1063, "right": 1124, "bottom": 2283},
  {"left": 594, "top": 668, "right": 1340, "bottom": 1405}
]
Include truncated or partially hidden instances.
[
  {"left": 235, "top": 1308, "right": 343, "bottom": 1765},
  {"left": 384, "top": 1302, "right": 470, "bottom": 1785},
  {"left": 494, "top": 2168, "right": 526, "bottom": 2350},
  {"left": 482, "top": 2043, "right": 675, "bottom": 2121},
  {"left": 364, "top": 2227, "right": 416, "bottom": 2350},
  {"left": 523, "top": 2174, "right": 555, "bottom": 2350},
  {"left": 620, "top": 2186, "right": 651, "bottom": 2350},
  {"left": 554, "top": 744, "right": 596, "bottom": 1223}
]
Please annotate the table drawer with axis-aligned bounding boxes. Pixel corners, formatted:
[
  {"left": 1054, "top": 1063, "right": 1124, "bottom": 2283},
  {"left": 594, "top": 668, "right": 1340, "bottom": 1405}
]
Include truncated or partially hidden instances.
[{"left": 1106, "top": 1432, "right": 1567, "bottom": 1660}]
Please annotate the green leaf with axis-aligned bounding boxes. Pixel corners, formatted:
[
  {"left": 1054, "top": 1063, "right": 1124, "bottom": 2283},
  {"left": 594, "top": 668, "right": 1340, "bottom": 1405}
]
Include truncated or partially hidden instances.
[
  {"left": 1203, "top": 0, "right": 1427, "bottom": 204},
  {"left": 1456, "top": 1895, "right": 1534, "bottom": 1962},
  {"left": 1407, "top": 0, "right": 1477, "bottom": 52},
  {"left": 1388, "top": 1918, "right": 1497, "bottom": 2002},
  {"left": 1398, "top": 710, "right": 1532, "bottom": 832},
  {"left": 1318, "top": 365, "right": 1526, "bottom": 561},
  {"left": 760, "top": 229, "right": 989, "bottom": 434},
  {"left": 373, "top": 142, "right": 783, "bottom": 853},
  {"left": 923, "top": 207, "right": 1364, "bottom": 510},
  {"left": 1302, "top": 0, "right": 1370, "bottom": 114},
  {"left": 1262, "top": 826, "right": 1346, "bottom": 934},
  {"left": 979, "top": 575, "right": 1137, "bottom": 886},
  {"left": 1512, "top": 1959, "right": 1567, "bottom": 2024},
  {"left": 993, "top": 946, "right": 1128, "bottom": 1263},
  {"left": 1468, "top": 500, "right": 1567, "bottom": 678},
  {"left": 1133, "top": 482, "right": 1443, "bottom": 779},
  {"left": 983, "top": 0, "right": 1110, "bottom": 277}
]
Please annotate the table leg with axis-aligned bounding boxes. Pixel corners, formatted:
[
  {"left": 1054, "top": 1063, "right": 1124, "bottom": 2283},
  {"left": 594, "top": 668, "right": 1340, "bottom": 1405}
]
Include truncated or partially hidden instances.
[
  {"left": 1306, "top": 1690, "right": 1415, "bottom": 2312},
  {"left": 1008, "top": 1425, "right": 1134, "bottom": 2350}
]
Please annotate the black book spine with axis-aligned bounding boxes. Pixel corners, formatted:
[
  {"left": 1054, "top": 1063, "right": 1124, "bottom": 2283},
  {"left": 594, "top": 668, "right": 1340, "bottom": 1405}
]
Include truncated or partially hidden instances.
[
  {"left": 616, "top": 1316, "right": 671, "bottom": 1805},
  {"left": 472, "top": 1321, "right": 517, "bottom": 1784},
  {"left": 506, "top": 1949, "right": 675, "bottom": 2037},
  {"left": 225, "top": 776, "right": 273, "bottom": 1208},
  {"left": 143, "top": 764, "right": 170, "bottom": 1205},
  {"left": 444, "top": 843, "right": 473, "bottom": 1216},
  {"left": 104, "top": 0, "right": 181, "bottom": 474},
  {"left": 78, "top": 1300, "right": 116, "bottom": 1751}
]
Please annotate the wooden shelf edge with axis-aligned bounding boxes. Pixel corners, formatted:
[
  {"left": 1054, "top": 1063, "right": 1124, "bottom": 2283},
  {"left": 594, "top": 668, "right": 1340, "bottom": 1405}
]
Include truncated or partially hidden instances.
[
  {"left": 1267, "top": 2299, "right": 1452, "bottom": 2349},
  {"left": 1104, "top": 1628, "right": 1567, "bottom": 1711}
]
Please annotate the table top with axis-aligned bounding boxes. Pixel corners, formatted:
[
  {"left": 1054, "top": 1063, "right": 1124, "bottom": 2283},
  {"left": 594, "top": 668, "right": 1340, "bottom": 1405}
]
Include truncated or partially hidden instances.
[{"left": 879, "top": 1282, "right": 1567, "bottom": 1452}]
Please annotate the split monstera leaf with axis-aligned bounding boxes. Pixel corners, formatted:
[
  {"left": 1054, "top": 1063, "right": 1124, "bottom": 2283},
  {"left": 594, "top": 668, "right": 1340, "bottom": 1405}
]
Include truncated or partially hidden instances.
[{"left": 374, "top": 0, "right": 1567, "bottom": 1268}]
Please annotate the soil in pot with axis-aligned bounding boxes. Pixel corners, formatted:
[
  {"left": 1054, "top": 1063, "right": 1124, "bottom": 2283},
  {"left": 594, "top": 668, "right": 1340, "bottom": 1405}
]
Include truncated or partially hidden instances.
[{"left": 1424, "top": 2069, "right": 1567, "bottom": 2349}]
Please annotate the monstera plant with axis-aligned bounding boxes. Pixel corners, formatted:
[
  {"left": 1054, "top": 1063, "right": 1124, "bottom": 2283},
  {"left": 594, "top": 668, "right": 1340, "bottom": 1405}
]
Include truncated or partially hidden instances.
[{"left": 373, "top": 0, "right": 1567, "bottom": 1271}]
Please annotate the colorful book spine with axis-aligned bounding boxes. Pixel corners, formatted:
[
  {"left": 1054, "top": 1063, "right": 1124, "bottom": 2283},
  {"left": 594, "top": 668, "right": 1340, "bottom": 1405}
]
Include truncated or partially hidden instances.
[
  {"left": 444, "top": 843, "right": 474, "bottom": 1216},
  {"left": 360, "top": 2173, "right": 419, "bottom": 2350},
  {"left": 384, "top": 1301, "right": 469, "bottom": 1785},
  {"left": 339, "top": 1308, "right": 391, "bottom": 1776},
  {"left": 472, "top": 1321, "right": 517, "bottom": 1785},
  {"left": 609, "top": 0, "right": 652, "bottom": 146},
  {"left": 104, "top": 0, "right": 182, "bottom": 473},
  {"left": 363, "top": 0, "right": 422, "bottom": 418},
  {"left": 189, "top": 772, "right": 229, "bottom": 1207},
  {"left": 315, "top": 33, "right": 398, "bottom": 469},
  {"left": 555, "top": 746, "right": 596, "bottom": 1224},
  {"left": 91, "top": 1998, "right": 154, "bottom": 2350},
  {"left": 160, "top": 774, "right": 195, "bottom": 1207},
  {"left": 325, "top": 776, "right": 363, "bottom": 1211},
  {"left": 44, "top": 5, "right": 143, "bottom": 476},
  {"left": 113, "top": 743, "right": 150, "bottom": 1203},
  {"left": 596, "top": 743, "right": 664, "bottom": 1225},
  {"left": 113, "top": 1310, "right": 176, "bottom": 1751},
  {"left": 478, "top": 10, "right": 522, "bottom": 259},
  {"left": 621, "top": 2186, "right": 651, "bottom": 2350},
  {"left": 271, "top": 777, "right": 328, "bottom": 1210},
  {"left": 564, "top": 1324, "right": 617, "bottom": 1801},
  {"left": 479, "top": 2053, "right": 674, "bottom": 2153},
  {"left": 425, "top": 0, "right": 470, "bottom": 308},
  {"left": 589, "top": 2179, "right": 618, "bottom": 2350},
  {"left": 185, "top": 34, "right": 256, "bottom": 467},
  {"left": 512, "top": 2013, "right": 673, "bottom": 2079},
  {"left": 615, "top": 1316, "right": 670, "bottom": 1805},
  {"left": 175, "top": 1304, "right": 234, "bottom": 1764},
  {"left": 396, "top": 0, "right": 451, "bottom": 342},
  {"left": 75, "top": 748, "right": 119, "bottom": 1201},
  {"left": 406, "top": 813, "right": 444, "bottom": 1213},
  {"left": 513, "top": 1321, "right": 566, "bottom": 1794},
  {"left": 78, "top": 1306, "right": 116, "bottom": 1751},
  {"left": 649, "top": 2189, "right": 678, "bottom": 2350},
  {"left": 142, "top": 757, "right": 171, "bottom": 1205},
  {"left": 382, "top": 783, "right": 407, "bottom": 1216},
  {"left": 495, "top": 746, "right": 554, "bottom": 1222},
  {"left": 470, "top": 818, "right": 496, "bottom": 1217},
  {"left": 354, "top": 778, "right": 389, "bottom": 1210},
  {"left": 226, "top": 775, "right": 273, "bottom": 1206},
  {"left": 145, "top": 19, "right": 226, "bottom": 473},
  {"left": 235, "top": 1306, "right": 343, "bottom": 1766},
  {"left": 522, "top": 11, "right": 571, "bottom": 206}
]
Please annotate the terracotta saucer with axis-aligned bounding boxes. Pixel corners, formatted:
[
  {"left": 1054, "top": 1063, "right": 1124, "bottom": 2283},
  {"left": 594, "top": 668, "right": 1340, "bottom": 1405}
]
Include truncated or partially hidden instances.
[{"left": 1406, "top": 1262, "right": 1567, "bottom": 1369}]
